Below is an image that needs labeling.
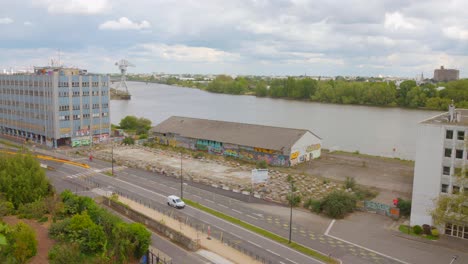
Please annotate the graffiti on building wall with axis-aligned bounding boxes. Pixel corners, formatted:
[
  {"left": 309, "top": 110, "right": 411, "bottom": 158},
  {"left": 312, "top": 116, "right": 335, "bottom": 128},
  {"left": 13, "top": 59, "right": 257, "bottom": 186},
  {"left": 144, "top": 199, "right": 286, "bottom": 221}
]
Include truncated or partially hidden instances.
[
  {"left": 239, "top": 145, "right": 254, "bottom": 151},
  {"left": 253, "top": 147, "right": 277, "bottom": 154},
  {"left": 175, "top": 136, "right": 196, "bottom": 149},
  {"left": 223, "top": 143, "right": 238, "bottom": 150},
  {"left": 364, "top": 201, "right": 391, "bottom": 216},
  {"left": 306, "top": 144, "right": 321, "bottom": 152},
  {"left": 290, "top": 151, "right": 299, "bottom": 160},
  {"left": 224, "top": 149, "right": 238, "bottom": 157}
]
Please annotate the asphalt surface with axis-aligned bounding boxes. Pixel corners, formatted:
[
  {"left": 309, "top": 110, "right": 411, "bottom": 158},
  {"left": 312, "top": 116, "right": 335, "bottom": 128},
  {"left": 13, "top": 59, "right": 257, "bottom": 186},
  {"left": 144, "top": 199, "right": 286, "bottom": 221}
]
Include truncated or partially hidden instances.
[{"left": 44, "top": 158, "right": 324, "bottom": 264}]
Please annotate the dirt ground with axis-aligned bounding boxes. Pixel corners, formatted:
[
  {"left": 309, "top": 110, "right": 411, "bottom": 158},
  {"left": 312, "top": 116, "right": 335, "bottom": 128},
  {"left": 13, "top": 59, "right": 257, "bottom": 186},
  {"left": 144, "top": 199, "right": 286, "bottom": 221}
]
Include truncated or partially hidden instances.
[
  {"left": 2, "top": 216, "right": 55, "bottom": 264},
  {"left": 294, "top": 150, "right": 414, "bottom": 202},
  {"left": 94, "top": 145, "right": 414, "bottom": 204}
]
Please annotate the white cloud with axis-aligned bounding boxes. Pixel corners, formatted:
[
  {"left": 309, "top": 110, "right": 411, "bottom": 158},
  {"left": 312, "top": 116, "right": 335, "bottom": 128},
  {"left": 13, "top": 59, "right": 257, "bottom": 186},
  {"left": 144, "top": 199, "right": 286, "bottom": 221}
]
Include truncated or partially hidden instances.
[
  {"left": 135, "top": 43, "right": 240, "bottom": 63},
  {"left": 35, "top": 0, "right": 109, "bottom": 15},
  {"left": 24, "top": 21, "right": 32, "bottom": 26},
  {"left": 443, "top": 26, "right": 468, "bottom": 40},
  {"left": 384, "top": 12, "right": 416, "bottom": 30},
  {"left": 0, "top": 17, "right": 13, "bottom": 24},
  {"left": 99, "top": 17, "right": 151, "bottom": 31}
]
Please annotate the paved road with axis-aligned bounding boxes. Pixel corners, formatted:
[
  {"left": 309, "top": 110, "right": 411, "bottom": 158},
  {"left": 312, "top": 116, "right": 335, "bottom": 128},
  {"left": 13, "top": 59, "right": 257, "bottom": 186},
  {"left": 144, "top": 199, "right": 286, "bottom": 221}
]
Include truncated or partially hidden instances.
[{"left": 45, "top": 159, "right": 324, "bottom": 264}]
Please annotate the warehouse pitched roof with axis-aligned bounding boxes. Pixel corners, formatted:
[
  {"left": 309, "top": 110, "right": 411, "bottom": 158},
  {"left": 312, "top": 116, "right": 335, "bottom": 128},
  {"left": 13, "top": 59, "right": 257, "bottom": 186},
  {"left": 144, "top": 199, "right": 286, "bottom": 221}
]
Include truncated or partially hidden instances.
[{"left": 150, "top": 116, "right": 320, "bottom": 152}]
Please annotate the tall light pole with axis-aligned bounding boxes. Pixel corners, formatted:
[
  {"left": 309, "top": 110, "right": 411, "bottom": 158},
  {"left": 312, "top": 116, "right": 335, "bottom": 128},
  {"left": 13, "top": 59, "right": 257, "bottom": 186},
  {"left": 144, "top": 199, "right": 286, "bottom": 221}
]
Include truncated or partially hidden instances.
[
  {"left": 180, "top": 152, "right": 183, "bottom": 199},
  {"left": 289, "top": 179, "right": 294, "bottom": 244},
  {"left": 111, "top": 142, "right": 114, "bottom": 176}
]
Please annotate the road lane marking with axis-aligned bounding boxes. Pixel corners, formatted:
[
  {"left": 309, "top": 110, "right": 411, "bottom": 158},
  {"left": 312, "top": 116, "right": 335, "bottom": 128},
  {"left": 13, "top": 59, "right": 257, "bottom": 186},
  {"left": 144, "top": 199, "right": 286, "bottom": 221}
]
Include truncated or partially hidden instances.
[
  {"left": 218, "top": 204, "right": 228, "bottom": 208},
  {"left": 88, "top": 175, "right": 326, "bottom": 264},
  {"left": 324, "top": 219, "right": 409, "bottom": 264},
  {"left": 266, "top": 249, "right": 280, "bottom": 256},
  {"left": 247, "top": 214, "right": 258, "bottom": 220},
  {"left": 205, "top": 199, "right": 215, "bottom": 203},
  {"left": 248, "top": 240, "right": 262, "bottom": 248},
  {"left": 193, "top": 195, "right": 202, "bottom": 199},
  {"left": 286, "top": 258, "right": 298, "bottom": 264},
  {"left": 232, "top": 209, "right": 243, "bottom": 214}
]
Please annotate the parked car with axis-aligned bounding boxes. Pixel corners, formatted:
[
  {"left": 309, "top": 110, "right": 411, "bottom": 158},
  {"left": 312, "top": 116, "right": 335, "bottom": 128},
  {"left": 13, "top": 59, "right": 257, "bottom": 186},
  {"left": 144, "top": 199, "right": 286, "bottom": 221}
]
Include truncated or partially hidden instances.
[{"left": 167, "top": 195, "right": 185, "bottom": 209}]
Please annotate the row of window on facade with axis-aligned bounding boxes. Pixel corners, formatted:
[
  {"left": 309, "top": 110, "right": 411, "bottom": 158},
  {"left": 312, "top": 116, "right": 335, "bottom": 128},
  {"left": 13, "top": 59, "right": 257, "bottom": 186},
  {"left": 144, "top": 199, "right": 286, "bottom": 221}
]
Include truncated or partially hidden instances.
[
  {"left": 440, "top": 183, "right": 466, "bottom": 194},
  {"left": 59, "top": 103, "right": 108, "bottom": 111},
  {"left": 59, "top": 112, "right": 108, "bottom": 121},
  {"left": 0, "top": 80, "right": 52, "bottom": 87},
  {"left": 0, "top": 89, "right": 52, "bottom": 97},
  {"left": 59, "top": 91, "right": 108, "bottom": 97},
  {"left": 445, "top": 223, "right": 468, "bottom": 239},
  {"left": 0, "top": 110, "right": 48, "bottom": 120},
  {"left": 444, "top": 148, "right": 468, "bottom": 159},
  {"left": 58, "top": 81, "right": 107, "bottom": 88},
  {"left": 446, "top": 129, "right": 466, "bottom": 141},
  {"left": 0, "top": 102, "right": 50, "bottom": 109}
]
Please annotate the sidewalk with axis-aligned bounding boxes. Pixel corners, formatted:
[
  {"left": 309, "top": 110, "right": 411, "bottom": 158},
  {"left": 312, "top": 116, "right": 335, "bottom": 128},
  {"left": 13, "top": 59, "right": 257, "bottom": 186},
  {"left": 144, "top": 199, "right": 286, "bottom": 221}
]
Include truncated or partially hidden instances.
[{"left": 115, "top": 195, "right": 261, "bottom": 264}]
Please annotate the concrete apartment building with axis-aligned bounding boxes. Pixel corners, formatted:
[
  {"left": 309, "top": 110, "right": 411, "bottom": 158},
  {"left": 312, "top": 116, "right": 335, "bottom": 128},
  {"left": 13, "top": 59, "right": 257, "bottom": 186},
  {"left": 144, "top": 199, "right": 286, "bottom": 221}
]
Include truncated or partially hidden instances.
[
  {"left": 410, "top": 104, "right": 468, "bottom": 239},
  {"left": 433, "top": 66, "right": 459, "bottom": 82},
  {"left": 0, "top": 66, "right": 110, "bottom": 148},
  {"left": 150, "top": 116, "right": 321, "bottom": 167}
]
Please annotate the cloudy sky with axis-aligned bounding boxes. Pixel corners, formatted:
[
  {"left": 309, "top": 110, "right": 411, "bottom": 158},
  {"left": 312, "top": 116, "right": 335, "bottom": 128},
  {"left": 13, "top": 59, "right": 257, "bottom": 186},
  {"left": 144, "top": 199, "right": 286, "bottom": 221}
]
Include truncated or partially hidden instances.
[{"left": 1, "top": 0, "right": 467, "bottom": 77}]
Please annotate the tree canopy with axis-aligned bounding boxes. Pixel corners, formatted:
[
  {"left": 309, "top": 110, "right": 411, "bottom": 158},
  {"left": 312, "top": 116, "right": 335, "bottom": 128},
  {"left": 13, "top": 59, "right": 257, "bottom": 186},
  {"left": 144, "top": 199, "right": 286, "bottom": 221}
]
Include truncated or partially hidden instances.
[{"left": 119, "top": 116, "right": 152, "bottom": 135}]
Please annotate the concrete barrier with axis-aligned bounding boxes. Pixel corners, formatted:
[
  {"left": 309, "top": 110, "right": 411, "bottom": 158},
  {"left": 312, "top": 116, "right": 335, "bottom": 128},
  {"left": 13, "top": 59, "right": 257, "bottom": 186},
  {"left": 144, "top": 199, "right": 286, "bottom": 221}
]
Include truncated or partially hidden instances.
[{"left": 103, "top": 197, "right": 200, "bottom": 251}]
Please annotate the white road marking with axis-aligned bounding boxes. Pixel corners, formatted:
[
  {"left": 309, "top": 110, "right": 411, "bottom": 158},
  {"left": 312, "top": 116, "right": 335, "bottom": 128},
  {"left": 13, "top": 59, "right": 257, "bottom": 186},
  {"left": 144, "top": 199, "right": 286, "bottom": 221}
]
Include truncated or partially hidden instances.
[
  {"left": 248, "top": 240, "right": 262, "bottom": 248},
  {"left": 266, "top": 249, "right": 280, "bottom": 256},
  {"left": 286, "top": 258, "right": 298, "bottom": 264},
  {"left": 246, "top": 214, "right": 258, "bottom": 220},
  {"left": 193, "top": 195, "right": 202, "bottom": 199},
  {"left": 205, "top": 199, "right": 215, "bottom": 203},
  {"left": 324, "top": 219, "right": 409, "bottom": 264},
  {"left": 218, "top": 204, "right": 228, "bottom": 208},
  {"left": 232, "top": 209, "right": 243, "bottom": 214}
]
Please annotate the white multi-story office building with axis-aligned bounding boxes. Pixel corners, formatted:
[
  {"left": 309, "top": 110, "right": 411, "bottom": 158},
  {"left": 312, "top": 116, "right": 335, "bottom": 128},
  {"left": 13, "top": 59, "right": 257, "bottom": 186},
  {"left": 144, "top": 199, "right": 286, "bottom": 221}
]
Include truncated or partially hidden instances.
[
  {"left": 0, "top": 66, "right": 110, "bottom": 148},
  {"left": 410, "top": 104, "right": 468, "bottom": 239}
]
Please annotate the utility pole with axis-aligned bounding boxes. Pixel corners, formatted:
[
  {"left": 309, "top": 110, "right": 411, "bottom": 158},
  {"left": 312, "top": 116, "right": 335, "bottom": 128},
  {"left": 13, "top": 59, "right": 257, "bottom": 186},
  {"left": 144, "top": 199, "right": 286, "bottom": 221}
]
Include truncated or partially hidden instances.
[{"left": 180, "top": 152, "right": 183, "bottom": 199}]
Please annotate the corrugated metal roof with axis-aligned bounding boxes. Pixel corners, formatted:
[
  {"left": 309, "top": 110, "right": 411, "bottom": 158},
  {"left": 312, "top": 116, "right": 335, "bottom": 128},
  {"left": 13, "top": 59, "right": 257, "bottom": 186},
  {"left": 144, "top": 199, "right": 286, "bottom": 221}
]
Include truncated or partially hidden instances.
[{"left": 150, "top": 116, "right": 320, "bottom": 152}]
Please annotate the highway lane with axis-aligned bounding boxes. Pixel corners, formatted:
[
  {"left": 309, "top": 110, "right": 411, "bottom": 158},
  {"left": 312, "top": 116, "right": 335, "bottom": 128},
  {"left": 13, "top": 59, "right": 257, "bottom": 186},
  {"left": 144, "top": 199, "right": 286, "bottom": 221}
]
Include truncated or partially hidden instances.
[{"left": 50, "top": 162, "right": 324, "bottom": 264}]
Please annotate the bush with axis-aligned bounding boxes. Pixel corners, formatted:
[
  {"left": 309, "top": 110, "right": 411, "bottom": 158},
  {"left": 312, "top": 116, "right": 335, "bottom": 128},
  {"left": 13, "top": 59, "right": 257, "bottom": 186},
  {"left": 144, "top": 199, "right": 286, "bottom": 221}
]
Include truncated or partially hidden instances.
[
  {"left": 344, "top": 177, "right": 356, "bottom": 190},
  {"left": 353, "top": 187, "right": 378, "bottom": 200},
  {"left": 431, "top": 228, "right": 439, "bottom": 237},
  {"left": 138, "top": 134, "right": 148, "bottom": 140},
  {"left": 48, "top": 243, "right": 83, "bottom": 264},
  {"left": 397, "top": 198, "right": 412, "bottom": 217},
  {"left": 413, "top": 225, "right": 423, "bottom": 235},
  {"left": 256, "top": 160, "right": 268, "bottom": 169},
  {"left": 304, "top": 198, "right": 322, "bottom": 213},
  {"left": 0, "top": 200, "right": 14, "bottom": 217},
  {"left": 38, "top": 216, "right": 48, "bottom": 223},
  {"left": 193, "top": 152, "right": 204, "bottom": 159},
  {"left": 422, "top": 224, "right": 432, "bottom": 235},
  {"left": 122, "top": 137, "right": 135, "bottom": 145},
  {"left": 17, "top": 199, "right": 47, "bottom": 219},
  {"left": 9, "top": 222, "right": 38, "bottom": 264},
  {"left": 321, "top": 191, "right": 357, "bottom": 219}
]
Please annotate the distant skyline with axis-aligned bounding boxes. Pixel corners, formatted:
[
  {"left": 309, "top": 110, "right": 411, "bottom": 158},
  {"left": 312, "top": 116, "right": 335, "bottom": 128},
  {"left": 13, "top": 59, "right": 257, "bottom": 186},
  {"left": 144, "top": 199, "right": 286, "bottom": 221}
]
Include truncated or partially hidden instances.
[{"left": 1, "top": 0, "right": 467, "bottom": 77}]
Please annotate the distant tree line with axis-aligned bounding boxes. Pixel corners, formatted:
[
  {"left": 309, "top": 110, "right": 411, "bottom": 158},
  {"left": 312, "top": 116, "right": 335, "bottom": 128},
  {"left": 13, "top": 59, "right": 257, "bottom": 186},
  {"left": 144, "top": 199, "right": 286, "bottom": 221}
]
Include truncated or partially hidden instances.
[{"left": 128, "top": 74, "right": 468, "bottom": 110}]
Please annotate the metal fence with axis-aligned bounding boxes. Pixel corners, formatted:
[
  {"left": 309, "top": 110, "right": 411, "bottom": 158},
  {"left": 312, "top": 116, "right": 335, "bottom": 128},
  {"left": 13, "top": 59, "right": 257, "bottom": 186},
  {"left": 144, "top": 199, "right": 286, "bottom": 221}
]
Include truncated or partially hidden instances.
[{"left": 69, "top": 175, "right": 275, "bottom": 264}]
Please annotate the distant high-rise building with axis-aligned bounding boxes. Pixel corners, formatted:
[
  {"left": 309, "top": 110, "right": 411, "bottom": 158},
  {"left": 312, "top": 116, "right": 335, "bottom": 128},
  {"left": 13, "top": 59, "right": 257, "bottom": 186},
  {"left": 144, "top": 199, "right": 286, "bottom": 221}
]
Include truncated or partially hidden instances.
[
  {"left": 433, "top": 66, "right": 459, "bottom": 82},
  {"left": 0, "top": 66, "right": 110, "bottom": 148}
]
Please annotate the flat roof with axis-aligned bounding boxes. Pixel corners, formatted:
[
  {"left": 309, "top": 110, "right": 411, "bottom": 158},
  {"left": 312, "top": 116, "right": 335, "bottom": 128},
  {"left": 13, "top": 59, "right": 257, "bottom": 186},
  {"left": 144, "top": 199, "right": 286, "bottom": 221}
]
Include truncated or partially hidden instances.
[
  {"left": 421, "top": 109, "right": 468, "bottom": 126},
  {"left": 150, "top": 116, "right": 320, "bottom": 152}
]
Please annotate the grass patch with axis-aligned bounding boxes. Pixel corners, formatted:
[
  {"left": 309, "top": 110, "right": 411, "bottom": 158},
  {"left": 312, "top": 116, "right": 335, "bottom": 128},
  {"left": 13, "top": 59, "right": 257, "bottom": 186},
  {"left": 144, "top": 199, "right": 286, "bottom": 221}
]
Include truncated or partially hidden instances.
[
  {"left": 184, "top": 199, "right": 338, "bottom": 264},
  {"left": 0, "top": 139, "right": 21, "bottom": 149},
  {"left": 103, "top": 171, "right": 115, "bottom": 177},
  {"left": 398, "top": 225, "right": 438, "bottom": 240}
]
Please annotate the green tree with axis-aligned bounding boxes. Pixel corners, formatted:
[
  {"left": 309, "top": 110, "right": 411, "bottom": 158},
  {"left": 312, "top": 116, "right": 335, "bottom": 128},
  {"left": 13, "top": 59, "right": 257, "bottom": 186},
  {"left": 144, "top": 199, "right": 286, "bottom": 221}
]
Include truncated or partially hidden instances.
[
  {"left": 321, "top": 191, "right": 357, "bottom": 219},
  {"left": 0, "top": 153, "right": 51, "bottom": 209},
  {"left": 122, "top": 137, "right": 135, "bottom": 145},
  {"left": 425, "top": 97, "right": 452, "bottom": 110},
  {"left": 68, "top": 212, "right": 107, "bottom": 255},
  {"left": 119, "top": 116, "right": 139, "bottom": 130},
  {"left": 48, "top": 243, "right": 83, "bottom": 264},
  {"left": 406, "top": 86, "right": 427, "bottom": 108},
  {"left": 9, "top": 222, "right": 38, "bottom": 264},
  {"left": 398, "top": 80, "right": 417, "bottom": 106},
  {"left": 255, "top": 82, "right": 268, "bottom": 97}
]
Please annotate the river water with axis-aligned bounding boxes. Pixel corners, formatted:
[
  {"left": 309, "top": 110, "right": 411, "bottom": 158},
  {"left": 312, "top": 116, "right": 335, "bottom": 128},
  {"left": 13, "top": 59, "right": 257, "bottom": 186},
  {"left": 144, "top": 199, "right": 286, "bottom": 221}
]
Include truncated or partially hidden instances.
[{"left": 110, "top": 82, "right": 442, "bottom": 160}]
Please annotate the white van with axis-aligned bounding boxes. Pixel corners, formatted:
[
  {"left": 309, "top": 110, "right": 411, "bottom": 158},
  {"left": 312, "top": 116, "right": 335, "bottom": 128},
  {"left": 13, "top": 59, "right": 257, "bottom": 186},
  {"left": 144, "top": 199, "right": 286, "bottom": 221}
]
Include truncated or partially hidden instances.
[{"left": 167, "top": 195, "right": 185, "bottom": 209}]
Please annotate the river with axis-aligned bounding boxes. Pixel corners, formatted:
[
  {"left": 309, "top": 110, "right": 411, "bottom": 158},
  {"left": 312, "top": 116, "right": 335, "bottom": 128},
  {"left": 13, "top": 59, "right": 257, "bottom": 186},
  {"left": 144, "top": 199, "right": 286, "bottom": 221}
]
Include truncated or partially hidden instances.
[{"left": 110, "top": 82, "right": 442, "bottom": 160}]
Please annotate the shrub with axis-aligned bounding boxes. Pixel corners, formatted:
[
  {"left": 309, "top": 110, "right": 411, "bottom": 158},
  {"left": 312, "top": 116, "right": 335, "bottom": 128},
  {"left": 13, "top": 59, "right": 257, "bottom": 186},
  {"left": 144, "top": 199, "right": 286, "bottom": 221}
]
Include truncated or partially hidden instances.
[
  {"left": 122, "top": 137, "right": 135, "bottom": 145},
  {"left": 0, "top": 201, "right": 14, "bottom": 217},
  {"left": 353, "top": 187, "right": 378, "bottom": 200},
  {"left": 193, "top": 152, "right": 204, "bottom": 159},
  {"left": 9, "top": 222, "right": 38, "bottom": 264},
  {"left": 344, "top": 177, "right": 356, "bottom": 190},
  {"left": 17, "top": 199, "right": 47, "bottom": 219},
  {"left": 38, "top": 216, "right": 48, "bottom": 223},
  {"left": 431, "top": 228, "right": 439, "bottom": 237},
  {"left": 256, "top": 160, "right": 268, "bottom": 169},
  {"left": 321, "top": 191, "right": 357, "bottom": 219},
  {"left": 138, "top": 134, "right": 148, "bottom": 140},
  {"left": 397, "top": 198, "right": 412, "bottom": 217},
  {"left": 48, "top": 243, "right": 83, "bottom": 264},
  {"left": 413, "top": 225, "right": 423, "bottom": 235},
  {"left": 422, "top": 224, "right": 432, "bottom": 235},
  {"left": 304, "top": 198, "right": 322, "bottom": 213}
]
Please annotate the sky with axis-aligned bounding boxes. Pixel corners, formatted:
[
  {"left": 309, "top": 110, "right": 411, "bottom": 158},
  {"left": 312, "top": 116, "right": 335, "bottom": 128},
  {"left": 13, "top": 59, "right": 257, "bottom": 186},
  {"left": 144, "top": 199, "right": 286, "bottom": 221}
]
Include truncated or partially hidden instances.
[{"left": 1, "top": 0, "right": 468, "bottom": 77}]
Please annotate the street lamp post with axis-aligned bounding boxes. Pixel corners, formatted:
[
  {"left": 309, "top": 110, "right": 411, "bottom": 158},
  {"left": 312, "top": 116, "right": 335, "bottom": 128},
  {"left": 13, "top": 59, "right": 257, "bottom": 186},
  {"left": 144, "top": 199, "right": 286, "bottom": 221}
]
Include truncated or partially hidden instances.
[
  {"left": 450, "top": 255, "right": 458, "bottom": 264},
  {"left": 289, "top": 179, "right": 294, "bottom": 244},
  {"left": 180, "top": 152, "right": 183, "bottom": 199},
  {"left": 111, "top": 142, "right": 114, "bottom": 176}
]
